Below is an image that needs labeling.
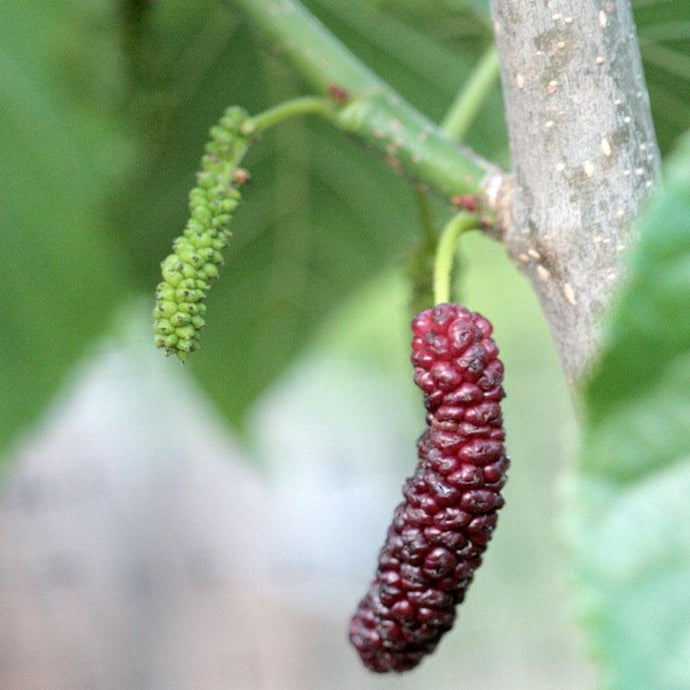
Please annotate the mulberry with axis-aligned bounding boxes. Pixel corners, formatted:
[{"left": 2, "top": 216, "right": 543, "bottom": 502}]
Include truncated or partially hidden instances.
[
  {"left": 153, "top": 106, "right": 252, "bottom": 361},
  {"left": 349, "top": 303, "right": 509, "bottom": 673}
]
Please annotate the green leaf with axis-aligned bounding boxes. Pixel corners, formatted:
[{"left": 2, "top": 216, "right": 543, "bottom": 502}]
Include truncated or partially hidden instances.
[
  {"left": 0, "top": 0, "right": 133, "bottom": 460},
  {"left": 572, "top": 133, "right": 690, "bottom": 689},
  {"left": 189, "top": 114, "right": 421, "bottom": 424},
  {"left": 634, "top": 0, "right": 690, "bottom": 153}
]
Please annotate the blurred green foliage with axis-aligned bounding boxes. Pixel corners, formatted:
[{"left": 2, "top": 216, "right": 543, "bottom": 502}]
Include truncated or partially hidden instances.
[
  {"left": 573, "top": 134, "right": 690, "bottom": 690},
  {"left": 0, "top": 0, "right": 133, "bottom": 453}
]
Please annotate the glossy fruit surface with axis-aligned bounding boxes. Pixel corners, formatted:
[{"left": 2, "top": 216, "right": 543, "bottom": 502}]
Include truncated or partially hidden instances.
[{"left": 350, "top": 303, "right": 509, "bottom": 673}]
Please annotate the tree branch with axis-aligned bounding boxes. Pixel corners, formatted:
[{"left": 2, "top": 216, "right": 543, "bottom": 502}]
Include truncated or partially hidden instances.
[
  {"left": 229, "top": 0, "right": 496, "bottom": 198},
  {"left": 488, "top": 0, "right": 660, "bottom": 386}
]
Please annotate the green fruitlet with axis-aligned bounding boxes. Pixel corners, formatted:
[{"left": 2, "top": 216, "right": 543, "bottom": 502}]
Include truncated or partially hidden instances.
[{"left": 153, "top": 106, "right": 252, "bottom": 361}]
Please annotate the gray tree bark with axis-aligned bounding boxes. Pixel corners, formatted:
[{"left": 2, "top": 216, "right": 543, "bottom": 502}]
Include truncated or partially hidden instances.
[{"left": 485, "top": 0, "right": 660, "bottom": 387}]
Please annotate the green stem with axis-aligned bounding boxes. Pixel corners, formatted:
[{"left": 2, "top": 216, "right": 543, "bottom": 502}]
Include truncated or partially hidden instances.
[
  {"left": 335, "top": 92, "right": 485, "bottom": 197},
  {"left": 408, "top": 190, "right": 438, "bottom": 313},
  {"left": 434, "top": 211, "right": 479, "bottom": 304},
  {"left": 228, "top": 0, "right": 492, "bottom": 198},
  {"left": 229, "top": 0, "right": 383, "bottom": 93},
  {"left": 246, "top": 96, "right": 337, "bottom": 134},
  {"left": 441, "top": 45, "right": 500, "bottom": 142}
]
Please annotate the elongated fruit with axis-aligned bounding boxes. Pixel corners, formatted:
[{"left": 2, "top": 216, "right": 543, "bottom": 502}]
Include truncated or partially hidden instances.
[
  {"left": 349, "top": 303, "right": 509, "bottom": 673},
  {"left": 153, "top": 106, "right": 251, "bottom": 361}
]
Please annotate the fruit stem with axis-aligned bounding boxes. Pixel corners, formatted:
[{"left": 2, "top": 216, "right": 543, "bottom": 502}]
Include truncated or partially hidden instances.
[
  {"left": 433, "top": 211, "right": 480, "bottom": 305},
  {"left": 246, "top": 96, "right": 338, "bottom": 135},
  {"left": 441, "top": 45, "right": 500, "bottom": 142}
]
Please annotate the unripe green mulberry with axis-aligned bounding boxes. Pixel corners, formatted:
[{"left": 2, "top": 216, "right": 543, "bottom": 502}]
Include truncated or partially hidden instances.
[{"left": 153, "top": 106, "right": 253, "bottom": 361}]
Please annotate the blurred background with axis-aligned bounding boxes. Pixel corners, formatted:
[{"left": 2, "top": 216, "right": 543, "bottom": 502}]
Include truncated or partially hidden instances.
[
  {"left": 1, "top": 0, "right": 686, "bottom": 688},
  {"left": 0, "top": 256, "right": 592, "bottom": 689}
]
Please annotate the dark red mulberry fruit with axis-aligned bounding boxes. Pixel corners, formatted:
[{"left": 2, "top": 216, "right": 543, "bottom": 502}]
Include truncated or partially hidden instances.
[{"left": 349, "top": 303, "right": 509, "bottom": 673}]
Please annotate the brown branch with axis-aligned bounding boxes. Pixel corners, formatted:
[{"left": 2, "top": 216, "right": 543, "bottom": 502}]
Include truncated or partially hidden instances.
[{"left": 486, "top": 0, "right": 660, "bottom": 387}]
